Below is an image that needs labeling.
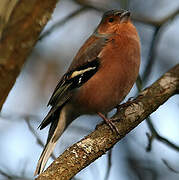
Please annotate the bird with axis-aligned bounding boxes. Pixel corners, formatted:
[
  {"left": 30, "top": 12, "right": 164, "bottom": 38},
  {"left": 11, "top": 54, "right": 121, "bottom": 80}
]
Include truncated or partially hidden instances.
[{"left": 34, "top": 9, "right": 140, "bottom": 175}]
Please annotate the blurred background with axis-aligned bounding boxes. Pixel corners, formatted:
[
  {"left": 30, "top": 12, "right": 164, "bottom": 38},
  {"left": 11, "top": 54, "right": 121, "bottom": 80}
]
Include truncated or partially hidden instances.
[{"left": 0, "top": 0, "right": 179, "bottom": 179}]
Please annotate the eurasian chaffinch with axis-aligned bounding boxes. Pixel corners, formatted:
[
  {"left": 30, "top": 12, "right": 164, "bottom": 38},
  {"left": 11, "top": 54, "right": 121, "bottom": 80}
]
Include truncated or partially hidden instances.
[{"left": 35, "top": 9, "right": 140, "bottom": 175}]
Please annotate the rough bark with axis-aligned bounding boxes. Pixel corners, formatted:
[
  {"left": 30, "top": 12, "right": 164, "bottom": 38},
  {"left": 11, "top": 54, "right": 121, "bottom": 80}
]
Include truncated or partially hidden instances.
[
  {"left": 36, "top": 64, "right": 179, "bottom": 180},
  {"left": 0, "top": 0, "right": 59, "bottom": 110},
  {"left": 0, "top": 0, "right": 18, "bottom": 37}
]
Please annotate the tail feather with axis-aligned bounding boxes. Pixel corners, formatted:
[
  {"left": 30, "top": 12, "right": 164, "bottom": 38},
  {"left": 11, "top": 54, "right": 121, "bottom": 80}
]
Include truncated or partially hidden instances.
[
  {"left": 34, "top": 139, "right": 57, "bottom": 175},
  {"left": 34, "top": 107, "right": 67, "bottom": 176}
]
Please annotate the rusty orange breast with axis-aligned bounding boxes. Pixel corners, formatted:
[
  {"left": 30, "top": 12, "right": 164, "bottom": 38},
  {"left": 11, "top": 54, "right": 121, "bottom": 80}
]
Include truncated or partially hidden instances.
[{"left": 74, "top": 32, "right": 140, "bottom": 114}]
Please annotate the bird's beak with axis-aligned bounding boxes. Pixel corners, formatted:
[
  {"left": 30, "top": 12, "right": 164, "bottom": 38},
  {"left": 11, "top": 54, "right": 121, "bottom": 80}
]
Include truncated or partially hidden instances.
[{"left": 120, "top": 11, "right": 131, "bottom": 23}]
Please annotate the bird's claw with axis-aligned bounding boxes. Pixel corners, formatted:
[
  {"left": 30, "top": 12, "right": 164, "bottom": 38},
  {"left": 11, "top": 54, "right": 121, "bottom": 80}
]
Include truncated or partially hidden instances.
[{"left": 98, "top": 112, "right": 119, "bottom": 134}]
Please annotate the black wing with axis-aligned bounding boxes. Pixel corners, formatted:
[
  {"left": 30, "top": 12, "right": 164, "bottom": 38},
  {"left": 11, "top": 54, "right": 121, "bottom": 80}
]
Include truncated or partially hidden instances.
[
  {"left": 48, "top": 59, "right": 100, "bottom": 106},
  {"left": 39, "top": 59, "right": 100, "bottom": 129}
]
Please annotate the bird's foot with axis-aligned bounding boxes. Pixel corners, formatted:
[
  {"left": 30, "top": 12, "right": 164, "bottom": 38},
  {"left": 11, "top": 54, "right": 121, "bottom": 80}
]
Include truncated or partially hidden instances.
[{"left": 98, "top": 112, "right": 119, "bottom": 134}]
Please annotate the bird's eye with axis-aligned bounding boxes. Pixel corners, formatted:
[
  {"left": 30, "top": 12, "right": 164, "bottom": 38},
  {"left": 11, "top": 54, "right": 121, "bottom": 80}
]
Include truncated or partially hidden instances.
[{"left": 108, "top": 18, "right": 114, "bottom": 22}]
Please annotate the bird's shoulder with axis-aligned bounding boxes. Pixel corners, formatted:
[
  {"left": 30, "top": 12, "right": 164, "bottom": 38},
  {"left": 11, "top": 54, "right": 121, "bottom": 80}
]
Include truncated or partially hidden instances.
[{"left": 68, "top": 33, "right": 109, "bottom": 71}]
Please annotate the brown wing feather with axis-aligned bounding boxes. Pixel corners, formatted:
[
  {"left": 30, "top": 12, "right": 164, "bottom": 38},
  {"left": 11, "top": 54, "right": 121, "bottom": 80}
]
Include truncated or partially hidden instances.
[
  {"left": 68, "top": 34, "right": 108, "bottom": 71},
  {"left": 40, "top": 34, "right": 109, "bottom": 129},
  {"left": 48, "top": 34, "right": 109, "bottom": 106}
]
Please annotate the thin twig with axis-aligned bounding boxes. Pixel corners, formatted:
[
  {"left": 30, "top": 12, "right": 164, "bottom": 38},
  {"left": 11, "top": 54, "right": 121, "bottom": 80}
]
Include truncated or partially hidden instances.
[
  {"left": 162, "top": 159, "right": 179, "bottom": 173},
  {"left": 136, "top": 76, "right": 179, "bottom": 152},
  {"left": 142, "top": 20, "right": 173, "bottom": 84},
  {"left": 0, "top": 169, "right": 12, "bottom": 179},
  {"left": 132, "top": 9, "right": 179, "bottom": 27},
  {"left": 145, "top": 132, "right": 154, "bottom": 152},
  {"left": 73, "top": 0, "right": 106, "bottom": 12},
  {"left": 147, "top": 118, "right": 179, "bottom": 151},
  {"left": 104, "top": 149, "right": 112, "bottom": 180},
  {"left": 73, "top": 0, "right": 179, "bottom": 27},
  {"left": 141, "top": 26, "right": 160, "bottom": 84},
  {"left": 39, "top": 7, "right": 88, "bottom": 40},
  {"left": 25, "top": 117, "right": 56, "bottom": 160},
  {"left": 0, "top": 168, "right": 31, "bottom": 180}
]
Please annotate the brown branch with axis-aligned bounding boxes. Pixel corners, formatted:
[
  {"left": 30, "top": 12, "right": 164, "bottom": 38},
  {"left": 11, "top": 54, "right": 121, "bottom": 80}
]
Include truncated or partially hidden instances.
[
  {"left": 0, "top": 0, "right": 18, "bottom": 37},
  {"left": 36, "top": 64, "right": 179, "bottom": 180},
  {"left": 0, "top": 0, "right": 59, "bottom": 110}
]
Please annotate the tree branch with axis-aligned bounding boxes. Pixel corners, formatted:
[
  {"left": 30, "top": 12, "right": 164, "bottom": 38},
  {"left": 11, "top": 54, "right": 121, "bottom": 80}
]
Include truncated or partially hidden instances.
[
  {"left": 0, "top": 0, "right": 59, "bottom": 110},
  {"left": 0, "top": 0, "right": 18, "bottom": 37},
  {"left": 36, "top": 64, "right": 179, "bottom": 180}
]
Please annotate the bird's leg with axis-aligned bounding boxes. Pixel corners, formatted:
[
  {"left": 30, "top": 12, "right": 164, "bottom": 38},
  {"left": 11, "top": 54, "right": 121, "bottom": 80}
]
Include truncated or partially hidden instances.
[{"left": 98, "top": 112, "right": 119, "bottom": 134}]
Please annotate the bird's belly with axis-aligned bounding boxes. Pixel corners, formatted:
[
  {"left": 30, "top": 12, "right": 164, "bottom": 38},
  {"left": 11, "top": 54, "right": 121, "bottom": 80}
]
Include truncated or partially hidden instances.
[{"left": 73, "top": 64, "right": 137, "bottom": 114}]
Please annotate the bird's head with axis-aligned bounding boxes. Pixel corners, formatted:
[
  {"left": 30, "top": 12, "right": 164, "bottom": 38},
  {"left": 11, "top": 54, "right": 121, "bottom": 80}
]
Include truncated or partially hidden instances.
[{"left": 96, "top": 9, "right": 132, "bottom": 35}]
